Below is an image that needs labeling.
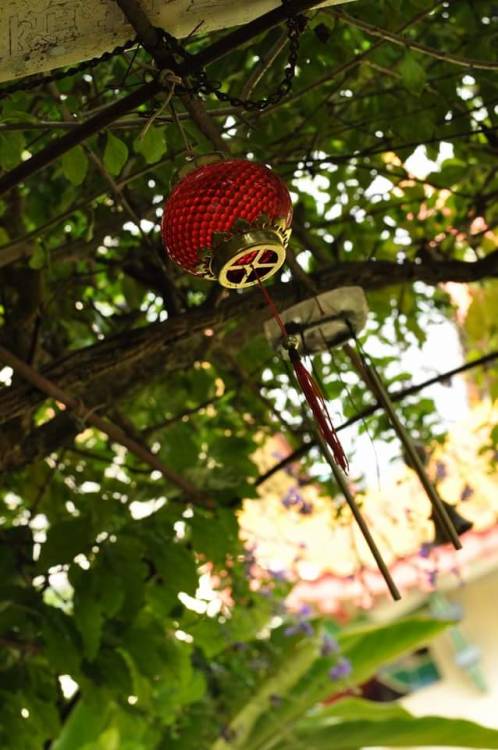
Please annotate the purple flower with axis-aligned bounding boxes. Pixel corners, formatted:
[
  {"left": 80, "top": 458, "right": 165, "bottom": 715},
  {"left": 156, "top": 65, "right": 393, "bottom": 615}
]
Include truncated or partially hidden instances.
[
  {"left": 284, "top": 620, "right": 314, "bottom": 638},
  {"left": 270, "top": 569, "right": 288, "bottom": 582},
  {"left": 419, "top": 543, "right": 432, "bottom": 559},
  {"left": 460, "top": 484, "right": 474, "bottom": 502},
  {"left": 427, "top": 569, "right": 438, "bottom": 587},
  {"left": 321, "top": 634, "right": 340, "bottom": 656},
  {"left": 329, "top": 657, "right": 352, "bottom": 681},
  {"left": 298, "top": 604, "right": 313, "bottom": 618},
  {"left": 299, "top": 620, "right": 314, "bottom": 637},
  {"left": 282, "top": 487, "right": 302, "bottom": 508},
  {"left": 435, "top": 461, "right": 447, "bottom": 481},
  {"left": 284, "top": 624, "right": 300, "bottom": 637}
]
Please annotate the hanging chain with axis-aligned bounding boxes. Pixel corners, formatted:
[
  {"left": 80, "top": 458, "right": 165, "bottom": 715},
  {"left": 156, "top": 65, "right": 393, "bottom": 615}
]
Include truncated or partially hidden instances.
[
  {"left": 0, "top": 38, "right": 138, "bottom": 100},
  {"left": 157, "top": 11, "right": 306, "bottom": 111},
  {"left": 0, "top": 3, "right": 305, "bottom": 110}
]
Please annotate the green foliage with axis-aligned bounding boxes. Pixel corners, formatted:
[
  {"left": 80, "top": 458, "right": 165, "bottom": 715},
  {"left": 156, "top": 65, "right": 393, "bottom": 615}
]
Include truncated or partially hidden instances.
[
  {"left": 399, "top": 53, "right": 427, "bottom": 95},
  {"left": 103, "top": 132, "right": 129, "bottom": 176},
  {"left": 133, "top": 126, "right": 167, "bottom": 164},
  {"left": 1, "top": 0, "right": 498, "bottom": 747},
  {"left": 61, "top": 146, "right": 89, "bottom": 186},
  {"left": 0, "top": 132, "right": 25, "bottom": 170},
  {"left": 41, "top": 616, "right": 498, "bottom": 750}
]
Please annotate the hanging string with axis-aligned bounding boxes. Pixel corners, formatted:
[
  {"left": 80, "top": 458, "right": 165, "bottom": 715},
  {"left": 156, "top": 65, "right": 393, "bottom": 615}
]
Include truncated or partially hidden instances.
[
  {"left": 170, "top": 99, "right": 195, "bottom": 160},
  {"left": 137, "top": 70, "right": 182, "bottom": 141},
  {"left": 253, "top": 269, "right": 349, "bottom": 473}
]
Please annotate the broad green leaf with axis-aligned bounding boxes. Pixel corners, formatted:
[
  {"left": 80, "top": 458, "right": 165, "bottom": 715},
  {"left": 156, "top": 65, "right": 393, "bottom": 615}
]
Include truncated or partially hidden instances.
[
  {"left": 211, "top": 632, "right": 323, "bottom": 750},
  {"left": 190, "top": 507, "right": 239, "bottom": 565},
  {"left": 398, "top": 53, "right": 426, "bottom": 95},
  {"left": 338, "top": 616, "right": 450, "bottom": 685},
  {"left": 29, "top": 242, "right": 48, "bottom": 269},
  {"left": 188, "top": 616, "right": 227, "bottom": 657},
  {"left": 298, "top": 697, "right": 411, "bottom": 728},
  {"left": 278, "top": 714, "right": 498, "bottom": 749},
  {"left": 245, "top": 617, "right": 450, "bottom": 750},
  {"left": 133, "top": 126, "right": 167, "bottom": 164},
  {"left": 38, "top": 516, "right": 92, "bottom": 570},
  {"left": 160, "top": 423, "right": 198, "bottom": 472},
  {"left": 42, "top": 606, "right": 82, "bottom": 676},
  {"left": 50, "top": 699, "right": 112, "bottom": 750},
  {"left": 103, "top": 132, "right": 128, "bottom": 176},
  {"left": 150, "top": 540, "right": 198, "bottom": 596},
  {"left": 74, "top": 594, "right": 103, "bottom": 660},
  {"left": 62, "top": 145, "right": 89, "bottom": 185},
  {"left": 0, "top": 131, "right": 25, "bottom": 169}
]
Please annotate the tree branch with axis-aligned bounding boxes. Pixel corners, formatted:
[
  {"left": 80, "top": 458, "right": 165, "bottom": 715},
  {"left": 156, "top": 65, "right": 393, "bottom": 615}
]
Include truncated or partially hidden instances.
[
  {"left": 0, "top": 81, "right": 159, "bottom": 198},
  {"left": 333, "top": 8, "right": 498, "bottom": 72},
  {"left": 1, "top": 251, "right": 497, "bottom": 467},
  {"left": 0, "top": 344, "right": 208, "bottom": 504}
]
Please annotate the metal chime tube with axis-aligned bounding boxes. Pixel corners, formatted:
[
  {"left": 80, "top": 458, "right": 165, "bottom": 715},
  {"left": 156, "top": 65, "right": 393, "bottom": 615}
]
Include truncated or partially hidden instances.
[
  {"left": 316, "top": 433, "right": 401, "bottom": 601},
  {"left": 343, "top": 345, "right": 462, "bottom": 551}
]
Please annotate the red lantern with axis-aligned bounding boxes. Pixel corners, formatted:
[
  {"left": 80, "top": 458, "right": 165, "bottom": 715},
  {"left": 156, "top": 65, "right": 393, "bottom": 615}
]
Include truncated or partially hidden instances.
[{"left": 161, "top": 156, "right": 293, "bottom": 289}]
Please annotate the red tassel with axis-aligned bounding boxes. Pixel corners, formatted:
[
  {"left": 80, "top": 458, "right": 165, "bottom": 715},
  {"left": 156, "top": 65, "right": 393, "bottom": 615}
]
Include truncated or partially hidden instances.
[
  {"left": 251, "top": 267, "right": 349, "bottom": 473},
  {"left": 288, "top": 347, "right": 349, "bottom": 473}
]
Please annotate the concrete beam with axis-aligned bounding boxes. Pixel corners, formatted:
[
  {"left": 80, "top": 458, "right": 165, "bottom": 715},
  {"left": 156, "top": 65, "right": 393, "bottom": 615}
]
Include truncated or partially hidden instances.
[{"left": 0, "top": 0, "right": 355, "bottom": 85}]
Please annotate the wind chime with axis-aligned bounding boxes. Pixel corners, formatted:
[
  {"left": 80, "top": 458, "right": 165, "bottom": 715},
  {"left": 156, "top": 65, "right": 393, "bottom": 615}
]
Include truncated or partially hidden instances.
[{"left": 161, "top": 152, "right": 468, "bottom": 602}]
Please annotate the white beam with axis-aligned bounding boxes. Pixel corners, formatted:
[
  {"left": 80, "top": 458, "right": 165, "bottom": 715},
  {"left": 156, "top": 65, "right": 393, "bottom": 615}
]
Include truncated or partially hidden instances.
[{"left": 0, "top": 0, "right": 355, "bottom": 85}]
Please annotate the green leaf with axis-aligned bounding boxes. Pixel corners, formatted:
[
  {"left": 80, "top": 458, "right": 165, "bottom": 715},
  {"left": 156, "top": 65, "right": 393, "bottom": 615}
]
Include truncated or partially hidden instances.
[
  {"left": 211, "top": 632, "right": 323, "bottom": 750},
  {"left": 245, "top": 617, "right": 451, "bottom": 750},
  {"left": 282, "top": 714, "right": 498, "bottom": 749},
  {"left": 38, "top": 516, "right": 92, "bottom": 570},
  {"left": 62, "top": 145, "right": 89, "bottom": 185},
  {"left": 0, "top": 132, "right": 25, "bottom": 169},
  {"left": 398, "top": 53, "right": 426, "bottom": 95},
  {"left": 70, "top": 564, "right": 105, "bottom": 661},
  {"left": 42, "top": 606, "right": 82, "bottom": 676},
  {"left": 29, "top": 242, "right": 48, "bottom": 270},
  {"left": 298, "top": 697, "right": 411, "bottom": 727},
  {"left": 103, "top": 132, "right": 129, "bottom": 176},
  {"left": 151, "top": 541, "right": 198, "bottom": 596},
  {"left": 188, "top": 617, "right": 227, "bottom": 657},
  {"left": 190, "top": 508, "right": 239, "bottom": 565},
  {"left": 75, "top": 594, "right": 103, "bottom": 661},
  {"left": 133, "top": 126, "right": 167, "bottom": 164},
  {"left": 50, "top": 699, "right": 112, "bottom": 750},
  {"left": 338, "top": 616, "right": 450, "bottom": 687},
  {"left": 160, "top": 423, "right": 198, "bottom": 472}
]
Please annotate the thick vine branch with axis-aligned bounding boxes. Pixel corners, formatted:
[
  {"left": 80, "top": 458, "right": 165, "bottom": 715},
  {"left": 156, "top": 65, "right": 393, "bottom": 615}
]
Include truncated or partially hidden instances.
[
  {"left": 333, "top": 9, "right": 498, "bottom": 71},
  {"left": 0, "top": 82, "right": 159, "bottom": 198},
  {"left": 0, "top": 345, "right": 207, "bottom": 503},
  {"left": 1, "top": 250, "right": 497, "bottom": 472}
]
